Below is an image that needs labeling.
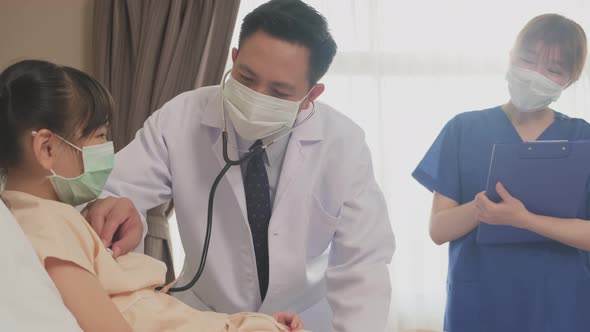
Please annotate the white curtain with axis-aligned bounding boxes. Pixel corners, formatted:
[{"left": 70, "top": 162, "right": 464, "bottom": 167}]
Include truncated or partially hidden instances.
[{"left": 171, "top": 1, "right": 590, "bottom": 331}]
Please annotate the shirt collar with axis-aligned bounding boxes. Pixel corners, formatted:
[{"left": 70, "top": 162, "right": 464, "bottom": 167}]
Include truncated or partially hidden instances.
[{"left": 235, "top": 130, "right": 291, "bottom": 168}]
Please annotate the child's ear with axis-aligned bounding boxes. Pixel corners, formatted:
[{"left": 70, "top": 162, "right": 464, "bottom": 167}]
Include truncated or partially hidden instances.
[{"left": 31, "top": 129, "right": 57, "bottom": 171}]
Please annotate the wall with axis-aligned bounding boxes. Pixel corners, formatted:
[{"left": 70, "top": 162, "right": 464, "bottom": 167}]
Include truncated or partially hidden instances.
[{"left": 0, "top": 0, "right": 94, "bottom": 73}]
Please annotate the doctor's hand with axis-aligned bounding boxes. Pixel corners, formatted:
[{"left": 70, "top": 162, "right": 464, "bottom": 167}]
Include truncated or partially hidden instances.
[
  {"left": 272, "top": 312, "right": 304, "bottom": 331},
  {"left": 82, "top": 197, "right": 143, "bottom": 258},
  {"left": 474, "top": 182, "right": 531, "bottom": 228}
]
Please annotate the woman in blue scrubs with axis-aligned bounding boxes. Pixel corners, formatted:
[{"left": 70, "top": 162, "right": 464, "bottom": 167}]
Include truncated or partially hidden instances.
[{"left": 413, "top": 14, "right": 590, "bottom": 332}]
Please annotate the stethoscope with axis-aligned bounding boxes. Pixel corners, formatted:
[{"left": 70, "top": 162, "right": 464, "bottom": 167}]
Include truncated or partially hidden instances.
[{"left": 161, "top": 70, "right": 316, "bottom": 293}]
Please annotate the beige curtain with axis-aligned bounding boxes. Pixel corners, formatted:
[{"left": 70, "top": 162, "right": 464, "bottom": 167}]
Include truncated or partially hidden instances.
[{"left": 93, "top": 0, "right": 241, "bottom": 282}]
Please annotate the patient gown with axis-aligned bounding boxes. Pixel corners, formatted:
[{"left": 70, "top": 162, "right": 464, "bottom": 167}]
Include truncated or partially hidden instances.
[{"left": 2, "top": 190, "right": 304, "bottom": 332}]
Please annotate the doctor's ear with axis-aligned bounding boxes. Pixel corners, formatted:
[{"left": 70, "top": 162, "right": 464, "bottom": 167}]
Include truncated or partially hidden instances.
[
  {"left": 231, "top": 48, "right": 239, "bottom": 62},
  {"left": 302, "top": 83, "right": 325, "bottom": 110},
  {"left": 508, "top": 49, "right": 517, "bottom": 63},
  {"left": 31, "top": 129, "right": 58, "bottom": 171}
]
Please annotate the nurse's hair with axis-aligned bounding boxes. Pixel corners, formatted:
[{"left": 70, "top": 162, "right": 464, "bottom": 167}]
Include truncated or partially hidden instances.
[
  {"left": 238, "top": 0, "right": 337, "bottom": 86},
  {"left": 513, "top": 13, "right": 587, "bottom": 82},
  {"left": 0, "top": 60, "right": 114, "bottom": 171}
]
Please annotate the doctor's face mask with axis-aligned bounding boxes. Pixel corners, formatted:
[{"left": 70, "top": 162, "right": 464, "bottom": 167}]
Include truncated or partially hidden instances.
[
  {"left": 223, "top": 74, "right": 312, "bottom": 140},
  {"left": 223, "top": 18, "right": 336, "bottom": 139}
]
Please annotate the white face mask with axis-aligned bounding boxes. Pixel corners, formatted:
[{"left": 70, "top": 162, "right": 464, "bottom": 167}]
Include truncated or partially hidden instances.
[
  {"left": 222, "top": 75, "right": 311, "bottom": 140},
  {"left": 506, "top": 65, "right": 566, "bottom": 113}
]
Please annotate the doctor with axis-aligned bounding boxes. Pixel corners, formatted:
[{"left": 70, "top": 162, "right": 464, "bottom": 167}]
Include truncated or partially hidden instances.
[{"left": 84, "top": 0, "right": 395, "bottom": 331}]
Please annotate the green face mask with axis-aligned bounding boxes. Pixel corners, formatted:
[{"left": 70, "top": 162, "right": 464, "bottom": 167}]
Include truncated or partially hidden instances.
[{"left": 47, "top": 135, "right": 114, "bottom": 206}]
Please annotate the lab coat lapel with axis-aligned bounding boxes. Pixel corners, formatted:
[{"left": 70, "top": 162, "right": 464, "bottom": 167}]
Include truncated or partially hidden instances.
[
  {"left": 260, "top": 107, "right": 325, "bottom": 310},
  {"left": 201, "top": 87, "right": 249, "bottom": 223},
  {"left": 272, "top": 139, "right": 305, "bottom": 215},
  {"left": 272, "top": 106, "right": 324, "bottom": 217}
]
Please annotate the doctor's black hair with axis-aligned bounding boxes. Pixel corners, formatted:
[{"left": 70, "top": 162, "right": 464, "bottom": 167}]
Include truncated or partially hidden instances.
[
  {"left": 0, "top": 60, "right": 113, "bottom": 171},
  {"left": 238, "top": 0, "right": 337, "bottom": 86}
]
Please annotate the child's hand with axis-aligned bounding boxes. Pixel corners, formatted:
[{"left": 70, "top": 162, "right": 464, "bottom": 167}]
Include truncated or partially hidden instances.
[{"left": 272, "top": 311, "right": 303, "bottom": 331}]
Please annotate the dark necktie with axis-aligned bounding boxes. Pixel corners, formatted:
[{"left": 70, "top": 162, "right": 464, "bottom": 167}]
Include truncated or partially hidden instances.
[{"left": 244, "top": 140, "right": 271, "bottom": 300}]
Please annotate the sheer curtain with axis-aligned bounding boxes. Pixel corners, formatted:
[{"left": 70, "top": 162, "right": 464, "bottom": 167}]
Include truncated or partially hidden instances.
[{"left": 171, "top": 1, "right": 590, "bottom": 331}]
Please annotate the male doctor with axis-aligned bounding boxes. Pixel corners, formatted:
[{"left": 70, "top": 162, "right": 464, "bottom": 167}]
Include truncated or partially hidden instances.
[{"left": 84, "top": 1, "right": 395, "bottom": 331}]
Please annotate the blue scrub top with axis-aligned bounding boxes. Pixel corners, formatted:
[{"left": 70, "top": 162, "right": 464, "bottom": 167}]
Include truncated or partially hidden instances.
[{"left": 413, "top": 106, "right": 590, "bottom": 332}]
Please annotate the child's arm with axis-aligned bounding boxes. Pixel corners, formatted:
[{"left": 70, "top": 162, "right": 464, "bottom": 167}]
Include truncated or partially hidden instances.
[{"left": 45, "top": 257, "right": 133, "bottom": 332}]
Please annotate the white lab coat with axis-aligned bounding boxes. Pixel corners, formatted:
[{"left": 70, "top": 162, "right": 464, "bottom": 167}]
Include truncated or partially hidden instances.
[{"left": 104, "top": 86, "right": 395, "bottom": 332}]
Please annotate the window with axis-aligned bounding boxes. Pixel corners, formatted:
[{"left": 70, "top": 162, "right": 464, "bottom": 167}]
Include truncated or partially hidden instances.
[{"left": 172, "top": 1, "right": 590, "bottom": 330}]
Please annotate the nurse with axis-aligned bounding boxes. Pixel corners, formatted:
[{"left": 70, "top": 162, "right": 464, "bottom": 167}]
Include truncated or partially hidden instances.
[{"left": 413, "top": 14, "right": 590, "bottom": 332}]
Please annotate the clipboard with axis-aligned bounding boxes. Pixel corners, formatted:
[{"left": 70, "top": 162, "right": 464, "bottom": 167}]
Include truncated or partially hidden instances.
[{"left": 477, "top": 140, "right": 590, "bottom": 244}]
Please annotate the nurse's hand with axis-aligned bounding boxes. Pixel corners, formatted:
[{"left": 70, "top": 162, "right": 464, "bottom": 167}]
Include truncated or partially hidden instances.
[
  {"left": 82, "top": 197, "right": 143, "bottom": 258},
  {"left": 272, "top": 312, "right": 303, "bottom": 331},
  {"left": 474, "top": 182, "right": 531, "bottom": 228}
]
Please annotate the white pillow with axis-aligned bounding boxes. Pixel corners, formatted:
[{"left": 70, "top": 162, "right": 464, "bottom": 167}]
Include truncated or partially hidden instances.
[{"left": 0, "top": 199, "right": 81, "bottom": 331}]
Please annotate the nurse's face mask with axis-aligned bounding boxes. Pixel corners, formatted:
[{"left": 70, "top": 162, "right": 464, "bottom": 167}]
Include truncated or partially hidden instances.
[
  {"left": 506, "top": 65, "right": 566, "bottom": 112},
  {"left": 222, "top": 75, "right": 312, "bottom": 140},
  {"left": 33, "top": 131, "right": 114, "bottom": 206},
  {"left": 506, "top": 44, "right": 571, "bottom": 112}
]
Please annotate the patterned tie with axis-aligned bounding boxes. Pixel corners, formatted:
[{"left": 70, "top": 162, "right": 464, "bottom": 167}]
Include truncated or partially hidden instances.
[{"left": 244, "top": 140, "right": 271, "bottom": 300}]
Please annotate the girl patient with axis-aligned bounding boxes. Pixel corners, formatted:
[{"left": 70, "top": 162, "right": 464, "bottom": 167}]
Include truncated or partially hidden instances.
[{"left": 0, "top": 60, "right": 306, "bottom": 332}]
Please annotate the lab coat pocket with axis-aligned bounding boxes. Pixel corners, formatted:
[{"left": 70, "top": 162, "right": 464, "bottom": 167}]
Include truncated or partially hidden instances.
[{"left": 306, "top": 195, "right": 340, "bottom": 258}]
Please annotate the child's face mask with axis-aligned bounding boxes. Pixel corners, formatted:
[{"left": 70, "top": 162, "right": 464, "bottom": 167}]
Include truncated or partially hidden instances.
[{"left": 34, "top": 131, "right": 114, "bottom": 206}]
